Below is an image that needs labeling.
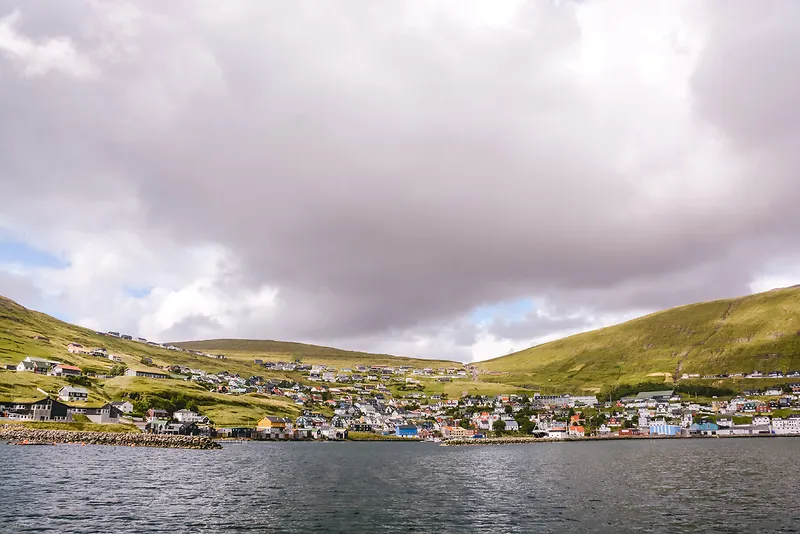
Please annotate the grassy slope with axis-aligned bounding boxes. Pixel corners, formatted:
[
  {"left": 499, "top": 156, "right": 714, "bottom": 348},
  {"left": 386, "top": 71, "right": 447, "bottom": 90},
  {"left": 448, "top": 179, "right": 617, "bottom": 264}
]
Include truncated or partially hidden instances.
[
  {"left": 0, "top": 295, "right": 446, "bottom": 424},
  {"left": 173, "top": 339, "right": 457, "bottom": 369},
  {"left": 100, "top": 376, "right": 302, "bottom": 426},
  {"left": 478, "top": 286, "right": 800, "bottom": 392}
]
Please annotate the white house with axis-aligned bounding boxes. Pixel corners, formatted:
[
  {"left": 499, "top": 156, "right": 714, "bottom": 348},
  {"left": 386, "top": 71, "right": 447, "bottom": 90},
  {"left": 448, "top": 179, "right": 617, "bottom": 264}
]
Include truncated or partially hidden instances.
[
  {"left": 16, "top": 356, "right": 60, "bottom": 374},
  {"left": 772, "top": 417, "right": 800, "bottom": 435},
  {"left": 752, "top": 416, "right": 771, "bottom": 426},
  {"left": 67, "top": 343, "right": 85, "bottom": 354},
  {"left": 50, "top": 364, "right": 82, "bottom": 377},
  {"left": 111, "top": 401, "right": 134, "bottom": 413},
  {"left": 681, "top": 411, "right": 694, "bottom": 428},
  {"left": 173, "top": 409, "right": 206, "bottom": 423},
  {"left": 502, "top": 419, "right": 520, "bottom": 432},
  {"left": 58, "top": 386, "right": 89, "bottom": 402}
]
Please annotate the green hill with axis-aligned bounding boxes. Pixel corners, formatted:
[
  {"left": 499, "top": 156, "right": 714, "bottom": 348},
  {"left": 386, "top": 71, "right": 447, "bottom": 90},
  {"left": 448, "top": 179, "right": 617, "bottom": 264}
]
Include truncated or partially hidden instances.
[
  {"left": 477, "top": 286, "right": 800, "bottom": 392},
  {"left": 173, "top": 339, "right": 456, "bottom": 369},
  {"left": 0, "top": 295, "right": 458, "bottom": 424}
]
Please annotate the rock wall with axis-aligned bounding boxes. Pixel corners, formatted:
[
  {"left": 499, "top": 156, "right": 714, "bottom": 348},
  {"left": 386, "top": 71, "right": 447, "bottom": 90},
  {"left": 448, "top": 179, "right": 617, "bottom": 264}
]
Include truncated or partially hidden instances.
[{"left": 0, "top": 425, "right": 221, "bottom": 449}]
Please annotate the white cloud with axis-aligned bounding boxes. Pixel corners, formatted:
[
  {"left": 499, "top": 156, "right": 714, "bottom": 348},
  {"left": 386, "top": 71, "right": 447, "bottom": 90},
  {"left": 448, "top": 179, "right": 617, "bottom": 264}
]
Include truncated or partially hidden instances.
[
  {"left": 1, "top": 1, "right": 800, "bottom": 362},
  {"left": 0, "top": 10, "right": 97, "bottom": 78}
]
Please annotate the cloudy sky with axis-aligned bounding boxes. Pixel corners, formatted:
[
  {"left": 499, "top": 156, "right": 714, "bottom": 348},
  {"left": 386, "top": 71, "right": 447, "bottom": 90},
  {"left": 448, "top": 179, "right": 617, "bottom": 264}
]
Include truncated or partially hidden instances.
[{"left": 1, "top": 1, "right": 799, "bottom": 362}]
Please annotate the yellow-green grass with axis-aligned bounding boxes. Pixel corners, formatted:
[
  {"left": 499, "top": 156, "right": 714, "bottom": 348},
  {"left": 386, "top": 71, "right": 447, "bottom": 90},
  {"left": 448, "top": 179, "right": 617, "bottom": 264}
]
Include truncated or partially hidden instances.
[
  {"left": 173, "top": 339, "right": 458, "bottom": 370},
  {"left": 0, "top": 370, "right": 111, "bottom": 405},
  {"left": 100, "top": 376, "right": 302, "bottom": 426},
  {"left": 0, "top": 295, "right": 277, "bottom": 378},
  {"left": 4, "top": 420, "right": 140, "bottom": 433},
  {"left": 392, "top": 379, "right": 530, "bottom": 399},
  {"left": 479, "top": 286, "right": 800, "bottom": 391},
  {"left": 0, "top": 370, "right": 64, "bottom": 402}
]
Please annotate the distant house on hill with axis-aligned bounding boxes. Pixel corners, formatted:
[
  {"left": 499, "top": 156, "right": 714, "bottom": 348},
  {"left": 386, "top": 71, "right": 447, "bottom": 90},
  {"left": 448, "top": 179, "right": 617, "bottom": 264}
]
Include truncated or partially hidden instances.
[
  {"left": 50, "top": 364, "right": 82, "bottom": 377},
  {"left": 635, "top": 390, "right": 676, "bottom": 402},
  {"left": 111, "top": 401, "right": 134, "bottom": 413},
  {"left": 67, "top": 343, "right": 84, "bottom": 354},
  {"left": 125, "top": 369, "right": 169, "bottom": 380},
  {"left": 16, "top": 356, "right": 60, "bottom": 374},
  {"left": 58, "top": 386, "right": 89, "bottom": 402},
  {"left": 147, "top": 408, "right": 170, "bottom": 421}
]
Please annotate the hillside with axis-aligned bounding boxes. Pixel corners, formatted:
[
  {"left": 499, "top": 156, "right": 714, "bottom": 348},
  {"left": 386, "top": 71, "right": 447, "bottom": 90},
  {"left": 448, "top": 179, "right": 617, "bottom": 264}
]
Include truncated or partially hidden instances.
[
  {"left": 478, "top": 286, "right": 800, "bottom": 392},
  {"left": 0, "top": 295, "right": 458, "bottom": 424},
  {"left": 173, "top": 339, "right": 456, "bottom": 369}
]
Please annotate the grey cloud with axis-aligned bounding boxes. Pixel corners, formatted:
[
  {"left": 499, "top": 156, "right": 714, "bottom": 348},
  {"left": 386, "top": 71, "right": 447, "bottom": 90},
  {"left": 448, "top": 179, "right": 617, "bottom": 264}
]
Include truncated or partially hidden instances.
[
  {"left": 2, "top": 1, "right": 800, "bottom": 355},
  {"left": 160, "top": 314, "right": 224, "bottom": 343},
  {"left": 487, "top": 311, "right": 595, "bottom": 343}
]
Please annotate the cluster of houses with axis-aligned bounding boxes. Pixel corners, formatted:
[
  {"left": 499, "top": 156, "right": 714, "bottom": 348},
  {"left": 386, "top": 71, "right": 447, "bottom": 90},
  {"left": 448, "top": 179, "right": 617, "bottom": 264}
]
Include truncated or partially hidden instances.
[
  {"left": 521, "top": 389, "right": 800, "bottom": 439},
  {"left": 14, "top": 356, "right": 84, "bottom": 377},
  {"left": 256, "top": 360, "right": 470, "bottom": 382},
  {"left": 680, "top": 370, "right": 800, "bottom": 380},
  {"left": 101, "top": 332, "right": 227, "bottom": 360},
  {"left": 67, "top": 344, "right": 123, "bottom": 363},
  {"left": 5, "top": 336, "right": 800, "bottom": 443}
]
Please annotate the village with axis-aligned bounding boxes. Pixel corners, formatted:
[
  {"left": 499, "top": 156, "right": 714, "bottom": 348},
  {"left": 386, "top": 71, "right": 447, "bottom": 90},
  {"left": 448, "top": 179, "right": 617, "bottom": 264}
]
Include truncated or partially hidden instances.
[{"left": 3, "top": 335, "right": 800, "bottom": 442}]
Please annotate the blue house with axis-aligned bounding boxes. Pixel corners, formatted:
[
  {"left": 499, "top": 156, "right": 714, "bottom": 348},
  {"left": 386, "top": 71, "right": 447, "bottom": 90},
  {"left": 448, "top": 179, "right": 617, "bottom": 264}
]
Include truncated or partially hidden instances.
[
  {"left": 395, "top": 425, "right": 418, "bottom": 438},
  {"left": 649, "top": 421, "right": 681, "bottom": 436}
]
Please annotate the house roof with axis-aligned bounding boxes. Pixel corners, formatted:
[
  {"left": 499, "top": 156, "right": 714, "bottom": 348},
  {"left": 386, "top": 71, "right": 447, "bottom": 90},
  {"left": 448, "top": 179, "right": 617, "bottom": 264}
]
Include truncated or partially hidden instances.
[
  {"left": 59, "top": 386, "right": 88, "bottom": 394},
  {"left": 56, "top": 365, "right": 82, "bottom": 371},
  {"left": 635, "top": 390, "right": 675, "bottom": 400}
]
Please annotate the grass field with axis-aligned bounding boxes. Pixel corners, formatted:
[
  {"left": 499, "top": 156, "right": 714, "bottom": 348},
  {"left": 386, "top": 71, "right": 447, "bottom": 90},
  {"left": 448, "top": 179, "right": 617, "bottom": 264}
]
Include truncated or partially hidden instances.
[
  {"left": 3, "top": 420, "right": 140, "bottom": 433},
  {"left": 478, "top": 286, "right": 800, "bottom": 391},
  {"left": 100, "top": 376, "right": 303, "bottom": 426}
]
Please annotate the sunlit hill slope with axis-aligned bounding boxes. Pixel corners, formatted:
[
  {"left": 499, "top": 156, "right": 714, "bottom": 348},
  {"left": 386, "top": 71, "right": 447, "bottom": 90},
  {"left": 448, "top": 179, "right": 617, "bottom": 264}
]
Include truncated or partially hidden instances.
[{"left": 478, "top": 286, "right": 800, "bottom": 392}]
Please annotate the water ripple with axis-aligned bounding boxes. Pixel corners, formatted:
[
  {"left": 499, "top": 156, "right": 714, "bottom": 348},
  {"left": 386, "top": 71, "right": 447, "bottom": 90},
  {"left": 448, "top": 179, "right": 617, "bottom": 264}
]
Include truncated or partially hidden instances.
[{"left": 1, "top": 440, "right": 799, "bottom": 532}]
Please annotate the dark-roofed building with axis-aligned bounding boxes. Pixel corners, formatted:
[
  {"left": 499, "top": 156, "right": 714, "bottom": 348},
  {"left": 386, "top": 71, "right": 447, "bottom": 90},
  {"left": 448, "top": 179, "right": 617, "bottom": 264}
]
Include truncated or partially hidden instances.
[
  {"left": 635, "top": 390, "right": 675, "bottom": 402},
  {"left": 125, "top": 369, "right": 170, "bottom": 380},
  {"left": 0, "top": 398, "right": 70, "bottom": 421}
]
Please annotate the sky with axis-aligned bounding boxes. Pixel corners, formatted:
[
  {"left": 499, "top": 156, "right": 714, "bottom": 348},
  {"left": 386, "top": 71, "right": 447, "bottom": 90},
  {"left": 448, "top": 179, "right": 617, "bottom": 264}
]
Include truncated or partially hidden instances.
[{"left": 1, "top": 1, "right": 800, "bottom": 362}]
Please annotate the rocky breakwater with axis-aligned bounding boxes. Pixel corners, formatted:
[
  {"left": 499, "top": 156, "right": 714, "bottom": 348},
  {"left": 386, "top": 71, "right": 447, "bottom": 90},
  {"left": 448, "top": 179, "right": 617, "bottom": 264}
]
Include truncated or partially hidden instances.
[{"left": 0, "top": 425, "right": 221, "bottom": 449}]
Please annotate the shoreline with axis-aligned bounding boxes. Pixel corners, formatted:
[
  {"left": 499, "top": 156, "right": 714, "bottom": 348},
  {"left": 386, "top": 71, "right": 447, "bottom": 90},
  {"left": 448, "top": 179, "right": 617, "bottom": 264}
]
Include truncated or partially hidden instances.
[
  {"left": 440, "top": 434, "right": 800, "bottom": 446},
  {"left": 0, "top": 425, "right": 221, "bottom": 449}
]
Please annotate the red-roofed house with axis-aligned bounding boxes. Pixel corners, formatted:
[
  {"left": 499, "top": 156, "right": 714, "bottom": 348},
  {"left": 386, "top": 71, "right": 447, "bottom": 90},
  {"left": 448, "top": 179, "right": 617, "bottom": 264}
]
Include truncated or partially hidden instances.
[
  {"left": 50, "top": 364, "right": 82, "bottom": 377},
  {"left": 568, "top": 425, "right": 586, "bottom": 437}
]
